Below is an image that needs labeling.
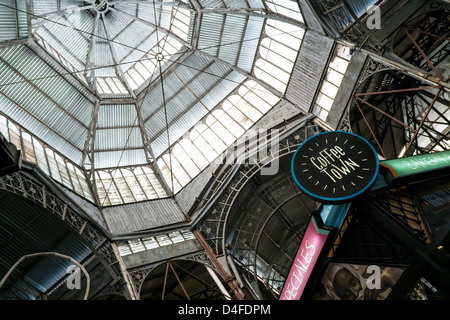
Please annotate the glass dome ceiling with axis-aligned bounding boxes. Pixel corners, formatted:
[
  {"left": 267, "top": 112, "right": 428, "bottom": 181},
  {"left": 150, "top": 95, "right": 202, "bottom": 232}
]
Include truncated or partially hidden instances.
[
  {"left": 0, "top": 0, "right": 306, "bottom": 207},
  {"left": 33, "top": 0, "right": 192, "bottom": 96}
]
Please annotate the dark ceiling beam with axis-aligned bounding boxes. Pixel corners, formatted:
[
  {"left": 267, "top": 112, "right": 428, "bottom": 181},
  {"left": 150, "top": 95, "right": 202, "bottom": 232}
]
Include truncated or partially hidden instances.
[
  {"left": 85, "top": 12, "right": 101, "bottom": 94},
  {"left": 342, "top": 40, "right": 450, "bottom": 90},
  {"left": 102, "top": 16, "right": 137, "bottom": 99},
  {"left": 0, "top": 38, "right": 28, "bottom": 49},
  {"left": 27, "top": 39, "right": 99, "bottom": 101},
  {"left": 81, "top": 100, "right": 102, "bottom": 208}
]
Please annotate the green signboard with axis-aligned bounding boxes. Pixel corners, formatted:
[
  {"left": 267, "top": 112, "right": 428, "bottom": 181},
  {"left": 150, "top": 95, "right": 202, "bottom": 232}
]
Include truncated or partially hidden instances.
[{"left": 380, "top": 150, "right": 450, "bottom": 183}]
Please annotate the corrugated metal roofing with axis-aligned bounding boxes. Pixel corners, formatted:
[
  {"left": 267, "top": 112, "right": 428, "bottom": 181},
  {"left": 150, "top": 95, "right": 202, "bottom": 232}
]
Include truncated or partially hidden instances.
[
  {"left": 0, "top": 0, "right": 309, "bottom": 207},
  {"left": 0, "top": 0, "right": 28, "bottom": 42},
  {"left": 97, "top": 104, "right": 137, "bottom": 128},
  {"left": 0, "top": 45, "right": 93, "bottom": 164},
  {"left": 285, "top": 31, "right": 334, "bottom": 113},
  {"left": 39, "top": 13, "right": 92, "bottom": 71},
  {"left": 102, "top": 198, "right": 187, "bottom": 234},
  {"left": 0, "top": 187, "right": 92, "bottom": 298},
  {"left": 94, "top": 127, "right": 143, "bottom": 151},
  {"left": 25, "top": 235, "right": 91, "bottom": 293},
  {"left": 95, "top": 149, "right": 148, "bottom": 169}
]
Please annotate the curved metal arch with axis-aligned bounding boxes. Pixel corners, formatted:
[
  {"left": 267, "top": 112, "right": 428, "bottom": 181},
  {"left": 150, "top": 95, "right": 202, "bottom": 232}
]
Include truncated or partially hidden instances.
[
  {"left": 131, "top": 255, "right": 230, "bottom": 300},
  {"left": 0, "top": 170, "right": 122, "bottom": 281},
  {"left": 194, "top": 118, "right": 324, "bottom": 258},
  {"left": 251, "top": 190, "right": 309, "bottom": 281},
  {"left": 350, "top": 59, "right": 446, "bottom": 159},
  {"left": 0, "top": 252, "right": 91, "bottom": 300},
  {"left": 218, "top": 132, "right": 320, "bottom": 255}
]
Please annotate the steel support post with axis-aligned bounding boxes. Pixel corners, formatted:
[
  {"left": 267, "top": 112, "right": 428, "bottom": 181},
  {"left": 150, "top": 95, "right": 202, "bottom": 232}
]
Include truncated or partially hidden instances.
[
  {"left": 404, "top": 87, "right": 442, "bottom": 154},
  {"left": 403, "top": 27, "right": 445, "bottom": 82},
  {"left": 193, "top": 229, "right": 245, "bottom": 300}
]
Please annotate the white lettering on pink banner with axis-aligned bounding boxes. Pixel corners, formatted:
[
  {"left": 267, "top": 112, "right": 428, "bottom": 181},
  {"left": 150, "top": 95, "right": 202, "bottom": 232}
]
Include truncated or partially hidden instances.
[{"left": 280, "top": 219, "right": 328, "bottom": 300}]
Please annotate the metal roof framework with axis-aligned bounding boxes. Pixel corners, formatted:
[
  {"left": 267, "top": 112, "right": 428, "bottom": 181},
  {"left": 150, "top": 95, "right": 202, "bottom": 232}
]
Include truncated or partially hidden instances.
[{"left": 0, "top": 0, "right": 307, "bottom": 208}]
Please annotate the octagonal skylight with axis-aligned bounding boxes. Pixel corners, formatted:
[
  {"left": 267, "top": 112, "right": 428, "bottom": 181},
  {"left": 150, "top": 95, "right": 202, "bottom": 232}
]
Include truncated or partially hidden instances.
[
  {"left": 32, "top": 0, "right": 192, "bottom": 96},
  {"left": 0, "top": 0, "right": 306, "bottom": 207}
]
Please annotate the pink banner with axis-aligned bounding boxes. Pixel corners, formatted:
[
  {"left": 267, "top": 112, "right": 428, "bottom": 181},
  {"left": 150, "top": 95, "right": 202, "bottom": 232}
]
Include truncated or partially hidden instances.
[{"left": 280, "top": 218, "right": 329, "bottom": 300}]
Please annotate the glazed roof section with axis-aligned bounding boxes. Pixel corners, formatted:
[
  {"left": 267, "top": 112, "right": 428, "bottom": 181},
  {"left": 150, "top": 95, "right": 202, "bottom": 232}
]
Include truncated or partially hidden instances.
[{"left": 0, "top": 0, "right": 306, "bottom": 206}]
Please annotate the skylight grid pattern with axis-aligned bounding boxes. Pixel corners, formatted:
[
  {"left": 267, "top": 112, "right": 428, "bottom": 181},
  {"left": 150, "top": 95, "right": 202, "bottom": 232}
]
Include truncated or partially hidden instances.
[
  {"left": 254, "top": 19, "right": 304, "bottom": 94},
  {"left": 264, "top": 0, "right": 304, "bottom": 22},
  {"left": 156, "top": 80, "right": 280, "bottom": 194},
  {"left": 95, "top": 166, "right": 168, "bottom": 206},
  {"left": 0, "top": 114, "right": 94, "bottom": 202},
  {"left": 0, "top": 0, "right": 308, "bottom": 208},
  {"left": 116, "top": 229, "right": 196, "bottom": 256},
  {"left": 32, "top": 1, "right": 192, "bottom": 97},
  {"left": 313, "top": 44, "right": 351, "bottom": 121}
]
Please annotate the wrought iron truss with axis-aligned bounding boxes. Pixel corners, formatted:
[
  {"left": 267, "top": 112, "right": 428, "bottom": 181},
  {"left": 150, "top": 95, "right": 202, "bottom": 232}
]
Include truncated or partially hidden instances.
[
  {"left": 393, "top": 6, "right": 450, "bottom": 82},
  {"left": 0, "top": 170, "right": 123, "bottom": 284},
  {"left": 348, "top": 3, "right": 450, "bottom": 159},
  {"left": 0, "top": 0, "right": 308, "bottom": 209},
  {"left": 127, "top": 251, "right": 218, "bottom": 300},
  {"left": 327, "top": 205, "right": 412, "bottom": 264},
  {"left": 370, "top": 187, "right": 431, "bottom": 244},
  {"left": 350, "top": 57, "right": 450, "bottom": 159},
  {"left": 308, "top": 0, "right": 386, "bottom": 53},
  {"left": 193, "top": 117, "right": 325, "bottom": 294}
]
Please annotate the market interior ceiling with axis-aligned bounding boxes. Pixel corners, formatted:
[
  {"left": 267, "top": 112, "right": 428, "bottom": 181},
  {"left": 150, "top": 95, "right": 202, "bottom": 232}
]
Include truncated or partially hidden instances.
[
  {"left": 0, "top": 0, "right": 309, "bottom": 208},
  {"left": 1, "top": 0, "right": 450, "bottom": 301}
]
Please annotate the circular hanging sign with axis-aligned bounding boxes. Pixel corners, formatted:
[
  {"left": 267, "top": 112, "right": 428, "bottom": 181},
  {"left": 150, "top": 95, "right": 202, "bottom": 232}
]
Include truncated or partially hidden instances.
[{"left": 291, "top": 131, "right": 379, "bottom": 203}]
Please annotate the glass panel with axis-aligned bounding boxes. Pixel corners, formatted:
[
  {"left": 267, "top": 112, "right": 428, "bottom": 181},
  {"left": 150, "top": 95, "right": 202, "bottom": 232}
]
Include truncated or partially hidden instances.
[
  {"left": 329, "top": 55, "right": 349, "bottom": 74},
  {"left": 112, "top": 169, "right": 135, "bottom": 203},
  {"left": 168, "top": 231, "right": 184, "bottom": 243},
  {"left": 134, "top": 166, "right": 158, "bottom": 199},
  {"left": 179, "top": 139, "right": 209, "bottom": 170},
  {"left": 128, "top": 239, "right": 146, "bottom": 253},
  {"left": 142, "top": 166, "right": 167, "bottom": 197},
  {"left": 121, "top": 168, "right": 148, "bottom": 202},
  {"left": 316, "top": 92, "right": 334, "bottom": 111},
  {"left": 156, "top": 234, "right": 172, "bottom": 246},
  {"left": 321, "top": 80, "right": 339, "bottom": 99},
  {"left": 206, "top": 112, "right": 237, "bottom": 146},
  {"left": 55, "top": 152, "right": 72, "bottom": 190},
  {"left": 117, "top": 242, "right": 132, "bottom": 256},
  {"left": 67, "top": 162, "right": 84, "bottom": 196},
  {"left": 173, "top": 143, "right": 201, "bottom": 178},
  {"left": 142, "top": 237, "right": 159, "bottom": 249},
  {"left": 21, "top": 131, "right": 37, "bottom": 164},
  {"left": 180, "top": 228, "right": 196, "bottom": 240},
  {"left": 46, "top": 148, "right": 62, "bottom": 183},
  {"left": 222, "top": 100, "right": 254, "bottom": 130}
]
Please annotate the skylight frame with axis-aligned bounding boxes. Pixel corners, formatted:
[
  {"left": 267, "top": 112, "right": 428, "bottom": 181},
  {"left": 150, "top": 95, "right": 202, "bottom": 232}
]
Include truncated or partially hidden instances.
[{"left": 313, "top": 44, "right": 352, "bottom": 121}]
